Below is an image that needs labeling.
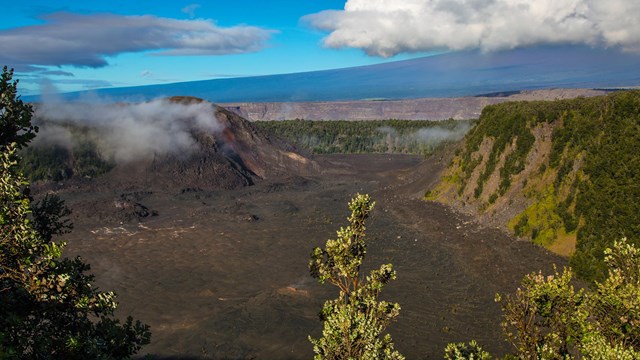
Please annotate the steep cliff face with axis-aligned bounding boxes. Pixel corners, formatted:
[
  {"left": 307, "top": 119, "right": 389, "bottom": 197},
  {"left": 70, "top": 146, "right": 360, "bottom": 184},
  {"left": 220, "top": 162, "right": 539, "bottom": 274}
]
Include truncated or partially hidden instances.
[
  {"left": 222, "top": 97, "right": 506, "bottom": 121},
  {"left": 220, "top": 89, "right": 608, "bottom": 121},
  {"left": 427, "top": 91, "right": 640, "bottom": 280}
]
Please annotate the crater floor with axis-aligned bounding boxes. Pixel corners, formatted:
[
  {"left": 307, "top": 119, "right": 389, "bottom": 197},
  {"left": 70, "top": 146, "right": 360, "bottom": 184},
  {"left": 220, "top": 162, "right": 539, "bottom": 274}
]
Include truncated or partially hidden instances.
[{"left": 56, "top": 154, "right": 564, "bottom": 359}]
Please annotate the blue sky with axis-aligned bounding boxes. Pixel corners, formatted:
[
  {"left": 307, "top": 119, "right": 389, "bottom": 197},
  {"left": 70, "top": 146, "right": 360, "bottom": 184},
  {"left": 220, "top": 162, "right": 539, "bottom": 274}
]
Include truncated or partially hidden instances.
[
  {"left": 2, "top": 1, "right": 428, "bottom": 95},
  {"left": 3, "top": 0, "right": 639, "bottom": 95}
]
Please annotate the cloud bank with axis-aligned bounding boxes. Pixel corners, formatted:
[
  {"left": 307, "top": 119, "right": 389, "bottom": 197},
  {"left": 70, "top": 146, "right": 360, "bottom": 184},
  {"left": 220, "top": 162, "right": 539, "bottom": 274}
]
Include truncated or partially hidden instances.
[
  {"left": 34, "top": 98, "right": 223, "bottom": 163},
  {"left": 1, "top": 12, "right": 273, "bottom": 69},
  {"left": 304, "top": 0, "right": 640, "bottom": 56}
]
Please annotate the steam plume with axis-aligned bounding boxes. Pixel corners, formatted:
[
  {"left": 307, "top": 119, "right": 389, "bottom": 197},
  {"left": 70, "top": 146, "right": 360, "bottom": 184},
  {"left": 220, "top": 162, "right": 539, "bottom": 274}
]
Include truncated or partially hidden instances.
[
  {"left": 378, "top": 122, "right": 471, "bottom": 152},
  {"left": 33, "top": 97, "right": 223, "bottom": 163}
]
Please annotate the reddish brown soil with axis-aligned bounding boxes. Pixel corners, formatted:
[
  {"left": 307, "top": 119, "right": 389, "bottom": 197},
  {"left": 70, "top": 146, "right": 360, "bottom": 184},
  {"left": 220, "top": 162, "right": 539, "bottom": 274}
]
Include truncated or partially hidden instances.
[{"left": 54, "top": 154, "right": 564, "bottom": 359}]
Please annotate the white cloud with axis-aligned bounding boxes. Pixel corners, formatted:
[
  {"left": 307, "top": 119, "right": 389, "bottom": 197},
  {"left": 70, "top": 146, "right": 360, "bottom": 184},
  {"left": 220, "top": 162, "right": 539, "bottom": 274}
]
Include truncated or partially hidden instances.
[
  {"left": 182, "top": 4, "right": 201, "bottom": 18},
  {"left": 0, "top": 12, "right": 274, "bottom": 69},
  {"left": 304, "top": 0, "right": 640, "bottom": 57}
]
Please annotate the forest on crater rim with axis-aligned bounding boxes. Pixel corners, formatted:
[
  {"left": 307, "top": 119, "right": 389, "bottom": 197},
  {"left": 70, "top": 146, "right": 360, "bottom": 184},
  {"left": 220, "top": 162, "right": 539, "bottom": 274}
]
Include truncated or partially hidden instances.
[{"left": 428, "top": 90, "right": 640, "bottom": 281}]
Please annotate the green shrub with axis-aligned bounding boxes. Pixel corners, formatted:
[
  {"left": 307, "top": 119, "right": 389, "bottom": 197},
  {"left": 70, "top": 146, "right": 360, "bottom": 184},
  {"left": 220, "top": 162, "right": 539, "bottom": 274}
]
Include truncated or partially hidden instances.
[
  {"left": 444, "top": 341, "right": 491, "bottom": 360},
  {"left": 449, "top": 238, "right": 640, "bottom": 359},
  {"left": 309, "top": 194, "right": 404, "bottom": 360}
]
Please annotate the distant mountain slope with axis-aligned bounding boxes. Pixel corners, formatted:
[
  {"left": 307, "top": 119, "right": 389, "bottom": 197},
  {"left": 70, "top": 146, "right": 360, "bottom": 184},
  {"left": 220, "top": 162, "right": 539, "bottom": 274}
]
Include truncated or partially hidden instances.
[
  {"left": 27, "top": 46, "right": 640, "bottom": 103},
  {"left": 426, "top": 91, "right": 640, "bottom": 281}
]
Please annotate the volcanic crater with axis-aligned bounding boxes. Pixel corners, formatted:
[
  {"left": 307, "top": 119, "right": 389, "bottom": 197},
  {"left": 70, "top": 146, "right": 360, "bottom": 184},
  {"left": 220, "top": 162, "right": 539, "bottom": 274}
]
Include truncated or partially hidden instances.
[{"left": 33, "top": 102, "right": 564, "bottom": 359}]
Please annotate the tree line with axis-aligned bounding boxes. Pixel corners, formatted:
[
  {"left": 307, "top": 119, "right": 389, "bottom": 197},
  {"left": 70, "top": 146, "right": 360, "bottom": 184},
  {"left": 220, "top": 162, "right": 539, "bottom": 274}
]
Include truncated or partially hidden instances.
[{"left": 255, "top": 118, "right": 472, "bottom": 155}]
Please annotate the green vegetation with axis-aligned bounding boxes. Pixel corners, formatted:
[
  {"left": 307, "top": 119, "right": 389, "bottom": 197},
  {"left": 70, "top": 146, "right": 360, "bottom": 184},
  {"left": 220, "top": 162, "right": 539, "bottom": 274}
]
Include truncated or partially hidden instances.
[
  {"left": 0, "top": 66, "right": 37, "bottom": 150},
  {"left": 255, "top": 118, "right": 472, "bottom": 155},
  {"left": 455, "top": 100, "right": 560, "bottom": 200},
  {"left": 20, "top": 126, "right": 114, "bottom": 182},
  {"left": 449, "top": 238, "right": 640, "bottom": 359},
  {"left": 444, "top": 341, "right": 491, "bottom": 360},
  {"left": 437, "top": 91, "right": 640, "bottom": 280},
  {"left": 509, "top": 185, "right": 565, "bottom": 246},
  {"left": 0, "top": 67, "right": 150, "bottom": 359},
  {"left": 309, "top": 194, "right": 404, "bottom": 359}
]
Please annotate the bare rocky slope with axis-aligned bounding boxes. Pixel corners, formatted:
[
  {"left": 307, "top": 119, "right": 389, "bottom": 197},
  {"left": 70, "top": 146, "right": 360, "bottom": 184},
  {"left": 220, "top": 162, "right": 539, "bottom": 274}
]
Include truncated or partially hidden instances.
[{"left": 221, "top": 89, "right": 608, "bottom": 121}]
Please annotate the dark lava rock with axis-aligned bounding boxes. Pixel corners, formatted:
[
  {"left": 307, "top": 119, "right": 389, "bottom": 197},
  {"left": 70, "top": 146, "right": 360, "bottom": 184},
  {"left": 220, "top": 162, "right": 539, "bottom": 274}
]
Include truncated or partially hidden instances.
[
  {"left": 114, "top": 194, "right": 158, "bottom": 222},
  {"left": 101, "top": 101, "right": 318, "bottom": 192}
]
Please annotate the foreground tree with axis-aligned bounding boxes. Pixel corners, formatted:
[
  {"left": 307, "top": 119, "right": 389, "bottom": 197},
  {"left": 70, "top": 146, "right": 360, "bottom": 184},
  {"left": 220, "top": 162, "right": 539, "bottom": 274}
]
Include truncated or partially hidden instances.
[
  {"left": 496, "top": 266, "right": 586, "bottom": 358},
  {"left": 446, "top": 238, "right": 640, "bottom": 359},
  {"left": 309, "top": 194, "right": 404, "bottom": 360},
  {"left": 0, "top": 66, "right": 37, "bottom": 149},
  {"left": 0, "top": 67, "right": 150, "bottom": 359}
]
